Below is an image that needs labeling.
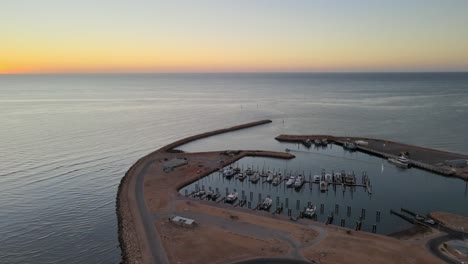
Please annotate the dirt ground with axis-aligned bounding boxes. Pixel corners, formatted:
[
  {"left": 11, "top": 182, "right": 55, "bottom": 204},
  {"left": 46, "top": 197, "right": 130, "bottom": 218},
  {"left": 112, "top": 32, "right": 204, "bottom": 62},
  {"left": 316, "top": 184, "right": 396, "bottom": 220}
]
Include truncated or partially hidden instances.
[
  {"left": 302, "top": 228, "right": 442, "bottom": 264},
  {"left": 430, "top": 211, "right": 468, "bottom": 231},
  {"left": 156, "top": 219, "right": 288, "bottom": 264}
]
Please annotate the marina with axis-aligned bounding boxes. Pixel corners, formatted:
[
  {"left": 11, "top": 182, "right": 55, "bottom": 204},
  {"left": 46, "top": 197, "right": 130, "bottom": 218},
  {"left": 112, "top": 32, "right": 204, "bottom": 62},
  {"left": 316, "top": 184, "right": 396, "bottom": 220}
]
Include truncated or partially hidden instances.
[{"left": 180, "top": 141, "right": 468, "bottom": 235}]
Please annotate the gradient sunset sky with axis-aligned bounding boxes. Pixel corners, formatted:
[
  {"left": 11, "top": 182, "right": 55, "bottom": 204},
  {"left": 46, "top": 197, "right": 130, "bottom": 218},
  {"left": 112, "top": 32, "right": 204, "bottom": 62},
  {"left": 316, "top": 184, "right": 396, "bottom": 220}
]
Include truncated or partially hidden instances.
[{"left": 2, "top": 0, "right": 468, "bottom": 73}]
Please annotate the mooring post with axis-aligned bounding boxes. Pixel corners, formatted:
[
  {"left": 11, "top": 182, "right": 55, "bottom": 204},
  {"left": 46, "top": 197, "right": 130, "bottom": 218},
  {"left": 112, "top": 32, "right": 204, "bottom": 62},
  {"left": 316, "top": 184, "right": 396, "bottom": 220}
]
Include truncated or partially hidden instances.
[
  {"left": 372, "top": 224, "right": 377, "bottom": 233},
  {"left": 347, "top": 206, "right": 351, "bottom": 217},
  {"left": 361, "top": 208, "right": 366, "bottom": 219},
  {"left": 335, "top": 204, "right": 339, "bottom": 214},
  {"left": 341, "top": 218, "right": 345, "bottom": 227},
  {"left": 376, "top": 211, "right": 381, "bottom": 222}
]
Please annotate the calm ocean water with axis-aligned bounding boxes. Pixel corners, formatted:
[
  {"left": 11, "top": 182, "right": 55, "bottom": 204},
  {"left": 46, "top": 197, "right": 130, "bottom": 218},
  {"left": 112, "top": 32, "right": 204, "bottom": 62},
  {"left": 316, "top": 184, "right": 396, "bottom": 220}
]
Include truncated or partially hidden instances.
[{"left": 1, "top": 73, "right": 467, "bottom": 263}]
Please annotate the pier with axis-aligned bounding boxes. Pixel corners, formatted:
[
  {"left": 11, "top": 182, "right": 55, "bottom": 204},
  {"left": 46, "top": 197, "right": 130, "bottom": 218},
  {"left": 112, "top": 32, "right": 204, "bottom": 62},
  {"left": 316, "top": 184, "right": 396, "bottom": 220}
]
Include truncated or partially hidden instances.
[{"left": 275, "top": 134, "right": 468, "bottom": 180}]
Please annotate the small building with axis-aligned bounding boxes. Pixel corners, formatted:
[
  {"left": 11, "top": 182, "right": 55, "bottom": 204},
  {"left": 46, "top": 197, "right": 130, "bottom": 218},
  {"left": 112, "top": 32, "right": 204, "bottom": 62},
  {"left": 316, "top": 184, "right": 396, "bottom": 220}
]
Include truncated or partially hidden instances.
[
  {"left": 171, "top": 216, "right": 195, "bottom": 226},
  {"left": 163, "top": 158, "right": 188, "bottom": 171}
]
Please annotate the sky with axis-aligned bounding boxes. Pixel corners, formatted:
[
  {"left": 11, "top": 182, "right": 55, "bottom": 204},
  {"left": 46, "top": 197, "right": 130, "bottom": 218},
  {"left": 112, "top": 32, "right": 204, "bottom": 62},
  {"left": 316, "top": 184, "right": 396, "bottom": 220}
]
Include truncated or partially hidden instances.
[{"left": 1, "top": 0, "right": 468, "bottom": 73}]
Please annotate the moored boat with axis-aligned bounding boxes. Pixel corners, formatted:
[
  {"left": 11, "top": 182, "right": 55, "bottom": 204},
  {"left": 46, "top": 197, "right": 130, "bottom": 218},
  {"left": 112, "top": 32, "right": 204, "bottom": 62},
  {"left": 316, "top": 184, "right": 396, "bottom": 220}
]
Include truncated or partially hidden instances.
[
  {"left": 260, "top": 197, "right": 273, "bottom": 210},
  {"left": 343, "top": 141, "right": 357, "bottom": 151},
  {"left": 388, "top": 155, "right": 410, "bottom": 168},
  {"left": 294, "top": 175, "right": 304, "bottom": 189},
  {"left": 226, "top": 192, "right": 238, "bottom": 203},
  {"left": 303, "top": 204, "right": 317, "bottom": 218},
  {"left": 250, "top": 172, "right": 260, "bottom": 183},
  {"left": 286, "top": 175, "right": 296, "bottom": 187},
  {"left": 320, "top": 180, "right": 328, "bottom": 192}
]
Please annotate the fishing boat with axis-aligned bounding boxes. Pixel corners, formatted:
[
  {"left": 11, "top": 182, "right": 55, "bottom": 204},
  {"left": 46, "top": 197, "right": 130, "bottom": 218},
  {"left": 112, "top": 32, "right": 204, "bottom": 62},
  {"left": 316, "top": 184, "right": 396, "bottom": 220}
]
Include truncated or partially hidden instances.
[
  {"left": 343, "top": 141, "right": 357, "bottom": 151},
  {"left": 388, "top": 155, "right": 410, "bottom": 168},
  {"left": 285, "top": 148, "right": 291, "bottom": 152},
  {"left": 260, "top": 197, "right": 273, "bottom": 211},
  {"left": 266, "top": 171, "right": 274, "bottom": 182},
  {"left": 320, "top": 180, "right": 328, "bottom": 192},
  {"left": 250, "top": 172, "right": 260, "bottom": 183},
  {"left": 303, "top": 204, "right": 317, "bottom": 218},
  {"left": 286, "top": 175, "right": 296, "bottom": 187},
  {"left": 294, "top": 175, "right": 304, "bottom": 189},
  {"left": 226, "top": 192, "right": 238, "bottom": 203}
]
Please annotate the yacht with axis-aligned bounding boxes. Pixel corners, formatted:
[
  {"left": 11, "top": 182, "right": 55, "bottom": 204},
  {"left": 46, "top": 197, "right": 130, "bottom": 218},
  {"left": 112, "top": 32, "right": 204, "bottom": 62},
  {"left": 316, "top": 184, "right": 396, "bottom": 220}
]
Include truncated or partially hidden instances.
[
  {"left": 226, "top": 192, "right": 238, "bottom": 203},
  {"left": 303, "top": 139, "right": 312, "bottom": 148},
  {"left": 303, "top": 204, "right": 317, "bottom": 218},
  {"left": 237, "top": 172, "right": 246, "bottom": 181},
  {"left": 245, "top": 167, "right": 254, "bottom": 176},
  {"left": 250, "top": 172, "right": 260, "bottom": 183},
  {"left": 260, "top": 197, "right": 273, "bottom": 211},
  {"left": 286, "top": 175, "right": 296, "bottom": 187},
  {"left": 266, "top": 171, "right": 274, "bottom": 182},
  {"left": 343, "top": 141, "right": 357, "bottom": 151},
  {"left": 388, "top": 155, "right": 409, "bottom": 168},
  {"left": 321, "top": 138, "right": 328, "bottom": 146},
  {"left": 272, "top": 175, "right": 280, "bottom": 186},
  {"left": 320, "top": 180, "right": 328, "bottom": 192},
  {"left": 325, "top": 173, "right": 333, "bottom": 183},
  {"left": 314, "top": 139, "right": 322, "bottom": 146},
  {"left": 313, "top": 175, "right": 321, "bottom": 182},
  {"left": 294, "top": 175, "right": 304, "bottom": 189},
  {"left": 223, "top": 167, "right": 235, "bottom": 177}
]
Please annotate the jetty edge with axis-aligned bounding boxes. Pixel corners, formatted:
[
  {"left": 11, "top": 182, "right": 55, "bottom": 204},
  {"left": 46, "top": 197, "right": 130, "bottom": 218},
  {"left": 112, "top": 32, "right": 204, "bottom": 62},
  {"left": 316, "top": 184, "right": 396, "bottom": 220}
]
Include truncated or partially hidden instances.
[
  {"left": 116, "top": 119, "right": 292, "bottom": 264},
  {"left": 276, "top": 134, "right": 468, "bottom": 180}
]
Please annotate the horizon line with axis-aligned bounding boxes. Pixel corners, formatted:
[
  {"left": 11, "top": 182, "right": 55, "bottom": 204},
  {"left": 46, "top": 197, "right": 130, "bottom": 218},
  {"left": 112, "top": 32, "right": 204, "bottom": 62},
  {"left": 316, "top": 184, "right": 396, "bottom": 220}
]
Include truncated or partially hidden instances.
[{"left": 2, "top": 70, "right": 468, "bottom": 76}]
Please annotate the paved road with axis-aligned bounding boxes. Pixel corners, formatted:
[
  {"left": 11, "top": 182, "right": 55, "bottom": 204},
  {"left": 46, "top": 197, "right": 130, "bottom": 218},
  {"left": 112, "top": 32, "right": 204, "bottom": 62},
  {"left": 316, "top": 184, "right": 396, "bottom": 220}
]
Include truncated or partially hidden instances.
[{"left": 426, "top": 225, "right": 467, "bottom": 264}]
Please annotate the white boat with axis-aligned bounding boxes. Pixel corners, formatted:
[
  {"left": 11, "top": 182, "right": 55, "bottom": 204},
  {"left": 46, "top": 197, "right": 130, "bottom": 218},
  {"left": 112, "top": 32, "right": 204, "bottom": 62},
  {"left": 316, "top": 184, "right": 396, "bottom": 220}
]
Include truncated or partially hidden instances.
[
  {"left": 294, "top": 175, "right": 304, "bottom": 189},
  {"left": 303, "top": 204, "right": 317, "bottom": 218},
  {"left": 325, "top": 173, "right": 333, "bottom": 183},
  {"left": 321, "top": 138, "right": 328, "bottom": 145},
  {"left": 343, "top": 141, "right": 357, "bottom": 151},
  {"left": 223, "top": 167, "right": 235, "bottom": 177},
  {"left": 313, "top": 175, "right": 321, "bottom": 182},
  {"left": 226, "top": 192, "right": 238, "bottom": 203},
  {"left": 260, "top": 197, "right": 273, "bottom": 210},
  {"left": 286, "top": 175, "right": 296, "bottom": 187},
  {"left": 237, "top": 172, "right": 246, "bottom": 181},
  {"left": 303, "top": 139, "right": 312, "bottom": 148},
  {"left": 388, "top": 155, "right": 409, "bottom": 168},
  {"left": 266, "top": 171, "right": 274, "bottom": 182},
  {"left": 314, "top": 139, "right": 322, "bottom": 146},
  {"left": 272, "top": 175, "right": 280, "bottom": 186},
  {"left": 245, "top": 168, "right": 254, "bottom": 176},
  {"left": 320, "top": 180, "right": 328, "bottom": 192},
  {"left": 250, "top": 172, "right": 260, "bottom": 183}
]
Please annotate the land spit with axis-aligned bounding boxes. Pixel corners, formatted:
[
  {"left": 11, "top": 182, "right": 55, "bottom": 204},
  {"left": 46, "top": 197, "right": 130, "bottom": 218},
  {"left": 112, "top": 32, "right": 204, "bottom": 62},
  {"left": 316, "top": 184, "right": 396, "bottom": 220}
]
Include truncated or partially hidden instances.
[
  {"left": 276, "top": 134, "right": 468, "bottom": 180},
  {"left": 117, "top": 120, "right": 449, "bottom": 264}
]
